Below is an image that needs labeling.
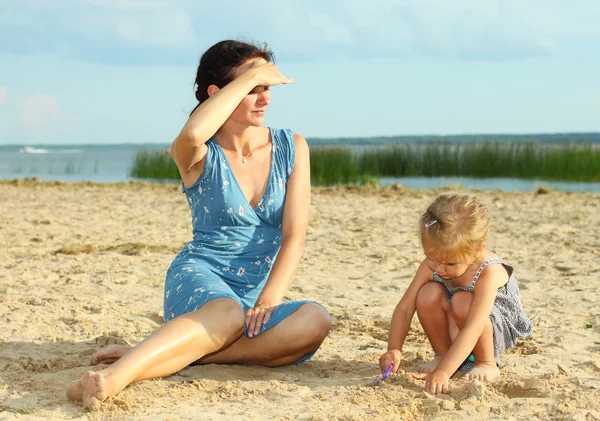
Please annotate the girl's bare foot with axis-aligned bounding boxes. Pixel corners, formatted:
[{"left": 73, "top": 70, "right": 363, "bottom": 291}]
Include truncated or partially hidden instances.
[
  {"left": 91, "top": 345, "right": 131, "bottom": 365},
  {"left": 417, "top": 354, "right": 445, "bottom": 373},
  {"left": 66, "top": 371, "right": 108, "bottom": 411},
  {"left": 464, "top": 362, "right": 501, "bottom": 381}
]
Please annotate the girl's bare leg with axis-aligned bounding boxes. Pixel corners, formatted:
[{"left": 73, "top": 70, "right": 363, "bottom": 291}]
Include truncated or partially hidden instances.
[
  {"left": 416, "top": 282, "right": 452, "bottom": 373},
  {"left": 450, "top": 291, "right": 501, "bottom": 381}
]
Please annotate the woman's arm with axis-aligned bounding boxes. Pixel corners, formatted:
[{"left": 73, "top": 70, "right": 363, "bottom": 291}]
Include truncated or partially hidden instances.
[
  {"left": 245, "top": 133, "right": 310, "bottom": 337},
  {"left": 172, "top": 71, "right": 258, "bottom": 174},
  {"left": 172, "top": 63, "right": 293, "bottom": 174}
]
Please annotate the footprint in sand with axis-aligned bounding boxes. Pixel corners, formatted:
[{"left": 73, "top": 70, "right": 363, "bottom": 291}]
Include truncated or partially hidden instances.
[
  {"left": 93, "top": 335, "right": 130, "bottom": 347},
  {"left": 496, "top": 378, "right": 549, "bottom": 398}
]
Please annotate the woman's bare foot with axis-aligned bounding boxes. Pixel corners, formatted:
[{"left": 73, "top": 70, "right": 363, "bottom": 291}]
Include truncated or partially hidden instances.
[
  {"left": 417, "top": 354, "right": 445, "bottom": 373},
  {"left": 91, "top": 345, "right": 131, "bottom": 365},
  {"left": 464, "top": 362, "right": 501, "bottom": 381},
  {"left": 66, "top": 371, "right": 108, "bottom": 411}
]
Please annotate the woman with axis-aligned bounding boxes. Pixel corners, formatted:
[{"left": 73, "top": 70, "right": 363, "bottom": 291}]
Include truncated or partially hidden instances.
[{"left": 67, "top": 40, "right": 331, "bottom": 410}]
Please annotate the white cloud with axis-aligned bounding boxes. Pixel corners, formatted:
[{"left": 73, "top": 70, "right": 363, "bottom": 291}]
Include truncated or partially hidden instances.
[
  {"left": 3, "top": 92, "right": 78, "bottom": 142},
  {"left": 116, "top": 9, "right": 195, "bottom": 48},
  {"left": 0, "top": 87, "right": 7, "bottom": 104},
  {"left": 508, "top": 0, "right": 600, "bottom": 38},
  {"left": 1, "top": 0, "right": 598, "bottom": 62},
  {"left": 402, "top": 0, "right": 561, "bottom": 56},
  {"left": 90, "top": 0, "right": 197, "bottom": 47},
  {"left": 308, "top": 13, "right": 355, "bottom": 46},
  {"left": 73, "top": 0, "right": 197, "bottom": 48},
  {"left": 186, "top": 0, "right": 597, "bottom": 59},
  {"left": 0, "top": 0, "right": 197, "bottom": 50},
  {"left": 16, "top": 94, "right": 61, "bottom": 128}
]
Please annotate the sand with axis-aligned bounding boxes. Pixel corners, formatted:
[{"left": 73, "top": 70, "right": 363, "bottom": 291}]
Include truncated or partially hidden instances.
[{"left": 1, "top": 180, "right": 599, "bottom": 420}]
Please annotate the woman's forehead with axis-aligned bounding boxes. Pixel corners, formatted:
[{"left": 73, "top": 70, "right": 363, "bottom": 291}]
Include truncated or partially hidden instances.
[
  {"left": 241, "top": 58, "right": 268, "bottom": 71},
  {"left": 248, "top": 58, "right": 268, "bottom": 67},
  {"left": 234, "top": 58, "right": 268, "bottom": 77}
]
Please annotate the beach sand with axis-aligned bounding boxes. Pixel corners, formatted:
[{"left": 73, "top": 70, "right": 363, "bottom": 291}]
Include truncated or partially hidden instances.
[{"left": 1, "top": 180, "right": 599, "bottom": 420}]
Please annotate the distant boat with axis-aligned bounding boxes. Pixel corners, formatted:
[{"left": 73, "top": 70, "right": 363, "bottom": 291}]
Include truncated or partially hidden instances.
[{"left": 20, "top": 146, "right": 49, "bottom": 154}]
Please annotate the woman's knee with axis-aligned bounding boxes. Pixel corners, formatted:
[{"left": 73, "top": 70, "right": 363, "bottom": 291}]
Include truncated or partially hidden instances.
[
  {"left": 296, "top": 303, "right": 331, "bottom": 346},
  {"left": 195, "top": 298, "right": 245, "bottom": 336},
  {"left": 416, "top": 282, "right": 447, "bottom": 310},
  {"left": 450, "top": 291, "right": 473, "bottom": 324}
]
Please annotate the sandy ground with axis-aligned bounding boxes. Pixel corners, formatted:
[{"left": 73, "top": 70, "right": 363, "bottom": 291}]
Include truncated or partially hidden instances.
[{"left": 0, "top": 180, "right": 599, "bottom": 421}]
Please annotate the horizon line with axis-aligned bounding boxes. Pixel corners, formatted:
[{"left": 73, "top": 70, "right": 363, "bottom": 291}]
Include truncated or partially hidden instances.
[{"left": 1, "top": 130, "right": 600, "bottom": 147}]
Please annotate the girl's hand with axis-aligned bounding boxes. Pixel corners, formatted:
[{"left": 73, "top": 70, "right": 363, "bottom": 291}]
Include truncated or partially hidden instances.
[
  {"left": 245, "top": 298, "right": 279, "bottom": 338},
  {"left": 379, "top": 349, "right": 402, "bottom": 375},
  {"left": 412, "top": 369, "right": 450, "bottom": 395},
  {"left": 246, "top": 62, "right": 293, "bottom": 87}
]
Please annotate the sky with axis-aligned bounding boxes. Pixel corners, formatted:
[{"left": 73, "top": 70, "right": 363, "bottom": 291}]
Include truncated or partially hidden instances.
[{"left": 0, "top": 0, "right": 599, "bottom": 145}]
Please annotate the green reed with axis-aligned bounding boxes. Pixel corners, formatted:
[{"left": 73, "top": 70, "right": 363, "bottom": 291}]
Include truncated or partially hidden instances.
[
  {"left": 131, "top": 143, "right": 600, "bottom": 184},
  {"left": 310, "top": 148, "right": 361, "bottom": 185},
  {"left": 64, "top": 159, "right": 84, "bottom": 174},
  {"left": 317, "top": 142, "right": 600, "bottom": 183},
  {"left": 130, "top": 151, "right": 180, "bottom": 179}
]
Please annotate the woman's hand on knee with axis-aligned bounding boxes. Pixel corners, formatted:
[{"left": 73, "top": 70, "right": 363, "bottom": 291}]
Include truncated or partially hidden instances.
[{"left": 245, "top": 303, "right": 276, "bottom": 338}]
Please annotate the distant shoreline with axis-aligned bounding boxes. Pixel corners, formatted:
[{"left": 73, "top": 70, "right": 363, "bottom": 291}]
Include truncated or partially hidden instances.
[{"left": 1, "top": 131, "right": 600, "bottom": 148}]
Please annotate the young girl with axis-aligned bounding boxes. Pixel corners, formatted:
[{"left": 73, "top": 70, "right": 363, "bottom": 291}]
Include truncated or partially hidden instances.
[{"left": 379, "top": 192, "right": 531, "bottom": 394}]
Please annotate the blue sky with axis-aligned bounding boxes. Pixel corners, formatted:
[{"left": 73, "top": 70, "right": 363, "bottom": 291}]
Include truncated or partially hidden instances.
[{"left": 0, "top": 0, "right": 599, "bottom": 145}]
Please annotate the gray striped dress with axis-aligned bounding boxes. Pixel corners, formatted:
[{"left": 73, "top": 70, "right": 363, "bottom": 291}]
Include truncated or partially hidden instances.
[{"left": 432, "top": 257, "right": 532, "bottom": 372}]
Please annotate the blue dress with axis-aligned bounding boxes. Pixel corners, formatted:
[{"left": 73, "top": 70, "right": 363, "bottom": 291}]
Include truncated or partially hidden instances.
[{"left": 164, "top": 128, "right": 324, "bottom": 362}]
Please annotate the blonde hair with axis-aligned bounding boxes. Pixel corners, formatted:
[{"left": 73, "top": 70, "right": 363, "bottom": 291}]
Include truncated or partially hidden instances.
[{"left": 419, "top": 192, "right": 491, "bottom": 262}]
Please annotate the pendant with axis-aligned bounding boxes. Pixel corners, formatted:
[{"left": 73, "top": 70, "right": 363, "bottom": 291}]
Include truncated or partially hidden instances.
[{"left": 242, "top": 158, "right": 247, "bottom": 163}]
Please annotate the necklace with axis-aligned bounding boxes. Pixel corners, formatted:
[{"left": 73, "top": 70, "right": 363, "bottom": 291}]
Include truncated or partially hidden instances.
[{"left": 216, "top": 136, "right": 257, "bottom": 163}]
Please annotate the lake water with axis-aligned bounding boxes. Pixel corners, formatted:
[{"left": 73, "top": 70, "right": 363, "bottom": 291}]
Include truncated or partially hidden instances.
[
  {"left": 1, "top": 144, "right": 599, "bottom": 193},
  {"left": 0, "top": 144, "right": 166, "bottom": 183}
]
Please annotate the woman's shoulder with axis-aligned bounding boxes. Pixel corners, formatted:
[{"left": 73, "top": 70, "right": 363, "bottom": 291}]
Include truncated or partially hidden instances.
[
  {"left": 270, "top": 128, "right": 308, "bottom": 154},
  {"left": 270, "top": 127, "right": 305, "bottom": 141},
  {"left": 293, "top": 133, "right": 308, "bottom": 153}
]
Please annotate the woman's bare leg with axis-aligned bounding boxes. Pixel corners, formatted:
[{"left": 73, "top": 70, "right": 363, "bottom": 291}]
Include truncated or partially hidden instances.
[
  {"left": 67, "top": 298, "right": 245, "bottom": 410},
  {"left": 199, "top": 303, "right": 331, "bottom": 366},
  {"left": 90, "top": 303, "right": 331, "bottom": 371}
]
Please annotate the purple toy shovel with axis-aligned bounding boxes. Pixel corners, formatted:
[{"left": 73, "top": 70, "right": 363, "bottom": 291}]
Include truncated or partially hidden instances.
[{"left": 372, "top": 364, "right": 394, "bottom": 386}]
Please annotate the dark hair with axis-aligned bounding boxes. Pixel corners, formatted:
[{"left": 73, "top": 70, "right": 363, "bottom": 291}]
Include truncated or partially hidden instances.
[{"left": 191, "top": 40, "right": 274, "bottom": 114}]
